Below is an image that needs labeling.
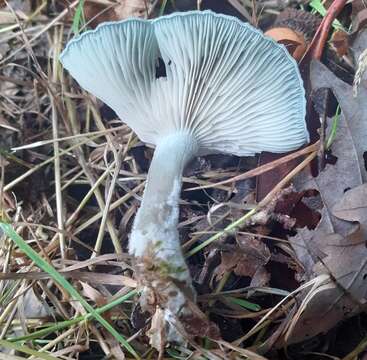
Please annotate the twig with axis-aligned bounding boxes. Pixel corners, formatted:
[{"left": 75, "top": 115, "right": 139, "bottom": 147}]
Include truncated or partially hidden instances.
[
  {"left": 11, "top": 126, "right": 127, "bottom": 151},
  {"left": 186, "top": 142, "right": 319, "bottom": 191},
  {"left": 50, "top": 25, "right": 65, "bottom": 259},
  {"left": 4, "top": 136, "right": 102, "bottom": 192},
  {"left": 302, "top": 0, "right": 347, "bottom": 61}
]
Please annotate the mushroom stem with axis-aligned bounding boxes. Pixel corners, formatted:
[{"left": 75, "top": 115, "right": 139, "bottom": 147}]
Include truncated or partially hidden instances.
[{"left": 129, "top": 131, "right": 198, "bottom": 286}]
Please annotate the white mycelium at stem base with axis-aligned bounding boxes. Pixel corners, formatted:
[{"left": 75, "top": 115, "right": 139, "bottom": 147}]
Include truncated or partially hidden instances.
[{"left": 129, "top": 132, "right": 198, "bottom": 285}]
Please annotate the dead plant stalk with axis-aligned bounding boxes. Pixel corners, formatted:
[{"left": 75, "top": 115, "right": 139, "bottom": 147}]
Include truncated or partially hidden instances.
[{"left": 50, "top": 25, "right": 66, "bottom": 258}]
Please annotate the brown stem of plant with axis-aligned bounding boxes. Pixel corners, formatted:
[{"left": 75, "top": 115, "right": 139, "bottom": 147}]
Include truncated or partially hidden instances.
[{"left": 302, "top": 0, "right": 347, "bottom": 61}]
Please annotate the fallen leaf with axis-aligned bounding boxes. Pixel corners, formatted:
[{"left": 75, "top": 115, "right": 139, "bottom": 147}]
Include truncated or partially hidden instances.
[
  {"left": 21, "top": 287, "right": 51, "bottom": 318},
  {"left": 289, "top": 46, "right": 367, "bottom": 266},
  {"left": 274, "top": 189, "right": 321, "bottom": 229},
  {"left": 333, "top": 183, "right": 367, "bottom": 236},
  {"left": 351, "top": 0, "right": 367, "bottom": 18},
  {"left": 281, "top": 30, "right": 367, "bottom": 343},
  {"left": 351, "top": 9, "right": 367, "bottom": 34},
  {"left": 265, "top": 27, "right": 306, "bottom": 61},
  {"left": 292, "top": 57, "right": 364, "bottom": 251},
  {"left": 256, "top": 151, "right": 301, "bottom": 202},
  {"left": 283, "top": 185, "right": 367, "bottom": 343},
  {"left": 215, "top": 236, "right": 271, "bottom": 287},
  {"left": 289, "top": 30, "right": 367, "bottom": 274},
  {"left": 283, "top": 228, "right": 367, "bottom": 344},
  {"left": 313, "top": 32, "right": 367, "bottom": 182},
  {"left": 330, "top": 29, "right": 349, "bottom": 57},
  {"left": 251, "top": 267, "right": 271, "bottom": 288},
  {"left": 289, "top": 227, "right": 327, "bottom": 279}
]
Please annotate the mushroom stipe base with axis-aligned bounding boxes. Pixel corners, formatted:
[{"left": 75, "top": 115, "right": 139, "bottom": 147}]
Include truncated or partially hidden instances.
[{"left": 135, "top": 247, "right": 220, "bottom": 346}]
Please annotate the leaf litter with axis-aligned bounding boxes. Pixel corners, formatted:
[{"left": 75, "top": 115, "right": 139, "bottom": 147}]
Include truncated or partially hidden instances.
[
  {"left": 1, "top": 0, "right": 367, "bottom": 359},
  {"left": 279, "top": 28, "right": 367, "bottom": 347}
]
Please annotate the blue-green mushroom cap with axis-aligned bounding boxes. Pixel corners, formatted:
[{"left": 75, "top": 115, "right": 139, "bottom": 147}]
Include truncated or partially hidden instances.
[{"left": 60, "top": 11, "right": 309, "bottom": 156}]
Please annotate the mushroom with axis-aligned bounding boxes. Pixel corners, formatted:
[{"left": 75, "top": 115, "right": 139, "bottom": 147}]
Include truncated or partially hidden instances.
[{"left": 60, "top": 10, "right": 309, "bottom": 343}]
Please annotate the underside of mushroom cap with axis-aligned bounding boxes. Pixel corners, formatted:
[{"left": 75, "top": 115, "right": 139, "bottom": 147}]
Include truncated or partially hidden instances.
[{"left": 60, "top": 11, "right": 309, "bottom": 156}]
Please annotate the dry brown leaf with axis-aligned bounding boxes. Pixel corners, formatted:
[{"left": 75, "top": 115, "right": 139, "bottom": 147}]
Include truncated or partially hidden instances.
[
  {"left": 251, "top": 267, "right": 271, "bottom": 288},
  {"left": 333, "top": 183, "right": 367, "bottom": 236},
  {"left": 290, "top": 108, "right": 362, "bottom": 274},
  {"left": 330, "top": 29, "right": 349, "bottom": 57},
  {"left": 20, "top": 287, "right": 50, "bottom": 318},
  {"left": 282, "top": 184, "right": 367, "bottom": 344},
  {"left": 284, "top": 231, "right": 367, "bottom": 344},
  {"left": 281, "top": 31, "right": 367, "bottom": 344},
  {"left": 290, "top": 30, "right": 367, "bottom": 269},
  {"left": 265, "top": 27, "right": 306, "bottom": 61},
  {"left": 215, "top": 236, "right": 271, "bottom": 287},
  {"left": 351, "top": 0, "right": 367, "bottom": 18},
  {"left": 351, "top": 8, "right": 367, "bottom": 33},
  {"left": 289, "top": 55, "right": 366, "bottom": 274},
  {"left": 313, "top": 33, "right": 367, "bottom": 182}
]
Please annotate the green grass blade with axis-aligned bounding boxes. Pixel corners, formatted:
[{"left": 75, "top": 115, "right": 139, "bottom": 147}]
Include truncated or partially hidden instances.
[
  {"left": 0, "top": 339, "right": 59, "bottom": 360},
  {"left": 226, "top": 296, "right": 261, "bottom": 311},
  {"left": 9, "top": 289, "right": 137, "bottom": 342},
  {"left": 159, "top": 0, "right": 169, "bottom": 16},
  {"left": 0, "top": 222, "right": 139, "bottom": 359},
  {"left": 72, "top": 0, "right": 85, "bottom": 35},
  {"left": 185, "top": 208, "right": 257, "bottom": 257},
  {"left": 326, "top": 105, "right": 341, "bottom": 149},
  {"left": 309, "top": 0, "right": 344, "bottom": 30}
]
